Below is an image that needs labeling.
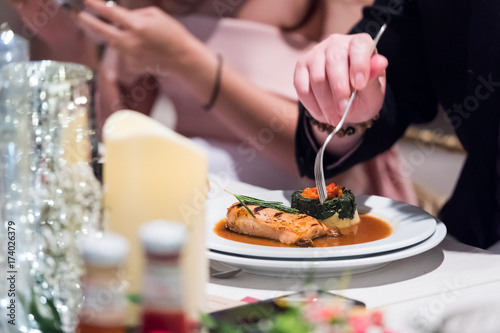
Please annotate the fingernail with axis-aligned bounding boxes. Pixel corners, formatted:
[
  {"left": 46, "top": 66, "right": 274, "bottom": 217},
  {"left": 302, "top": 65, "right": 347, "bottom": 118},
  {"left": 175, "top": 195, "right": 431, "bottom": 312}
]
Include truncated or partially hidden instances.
[
  {"left": 355, "top": 72, "right": 365, "bottom": 87},
  {"left": 339, "top": 98, "right": 348, "bottom": 111}
]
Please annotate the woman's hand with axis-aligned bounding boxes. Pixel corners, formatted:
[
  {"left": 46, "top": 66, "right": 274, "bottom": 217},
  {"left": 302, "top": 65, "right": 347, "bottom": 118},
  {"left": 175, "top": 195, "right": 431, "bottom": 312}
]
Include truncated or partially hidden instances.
[
  {"left": 76, "top": 0, "right": 201, "bottom": 77},
  {"left": 7, "top": 0, "right": 83, "bottom": 44},
  {"left": 294, "top": 33, "right": 388, "bottom": 126},
  {"left": 6, "top": 0, "right": 99, "bottom": 67}
]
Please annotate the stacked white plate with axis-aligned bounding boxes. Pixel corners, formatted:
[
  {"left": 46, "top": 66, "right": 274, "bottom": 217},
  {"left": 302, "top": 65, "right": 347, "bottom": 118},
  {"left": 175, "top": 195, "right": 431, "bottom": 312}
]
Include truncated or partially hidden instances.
[{"left": 206, "top": 191, "right": 446, "bottom": 277}]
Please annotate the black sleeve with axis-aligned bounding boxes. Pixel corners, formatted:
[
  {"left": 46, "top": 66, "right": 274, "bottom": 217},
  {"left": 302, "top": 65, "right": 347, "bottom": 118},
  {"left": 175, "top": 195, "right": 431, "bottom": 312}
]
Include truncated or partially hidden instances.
[{"left": 295, "top": 0, "right": 439, "bottom": 179}]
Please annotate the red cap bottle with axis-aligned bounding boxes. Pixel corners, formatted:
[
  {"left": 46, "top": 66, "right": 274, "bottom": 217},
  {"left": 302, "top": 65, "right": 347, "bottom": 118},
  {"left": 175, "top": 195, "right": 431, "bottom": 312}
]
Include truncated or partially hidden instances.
[{"left": 140, "top": 220, "right": 189, "bottom": 333}]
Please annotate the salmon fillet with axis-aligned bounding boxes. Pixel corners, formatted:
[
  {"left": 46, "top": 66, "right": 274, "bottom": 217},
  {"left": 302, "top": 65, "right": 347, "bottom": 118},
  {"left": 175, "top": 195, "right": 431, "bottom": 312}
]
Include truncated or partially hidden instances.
[{"left": 226, "top": 203, "right": 327, "bottom": 246}]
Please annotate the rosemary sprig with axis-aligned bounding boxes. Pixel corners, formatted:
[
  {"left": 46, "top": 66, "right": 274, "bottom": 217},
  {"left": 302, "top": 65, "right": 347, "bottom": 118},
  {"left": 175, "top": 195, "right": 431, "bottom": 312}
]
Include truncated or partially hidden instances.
[{"left": 225, "top": 190, "right": 299, "bottom": 218}]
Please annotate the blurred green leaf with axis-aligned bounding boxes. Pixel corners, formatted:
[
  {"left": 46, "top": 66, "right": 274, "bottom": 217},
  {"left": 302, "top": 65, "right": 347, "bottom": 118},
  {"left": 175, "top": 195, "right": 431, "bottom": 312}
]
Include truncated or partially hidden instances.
[
  {"left": 269, "top": 307, "right": 312, "bottom": 333},
  {"left": 127, "top": 293, "right": 141, "bottom": 305},
  {"left": 29, "top": 290, "right": 64, "bottom": 333}
]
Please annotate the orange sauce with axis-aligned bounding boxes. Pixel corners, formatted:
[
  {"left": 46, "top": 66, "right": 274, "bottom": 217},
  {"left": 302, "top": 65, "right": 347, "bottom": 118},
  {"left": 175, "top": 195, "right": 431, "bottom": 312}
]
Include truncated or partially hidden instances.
[{"left": 214, "top": 214, "right": 392, "bottom": 247}]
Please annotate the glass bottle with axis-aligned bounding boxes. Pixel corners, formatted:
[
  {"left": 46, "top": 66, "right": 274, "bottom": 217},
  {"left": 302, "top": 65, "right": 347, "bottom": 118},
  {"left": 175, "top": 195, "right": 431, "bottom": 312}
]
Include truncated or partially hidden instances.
[
  {"left": 140, "top": 220, "right": 189, "bottom": 333},
  {"left": 78, "top": 233, "right": 130, "bottom": 333}
]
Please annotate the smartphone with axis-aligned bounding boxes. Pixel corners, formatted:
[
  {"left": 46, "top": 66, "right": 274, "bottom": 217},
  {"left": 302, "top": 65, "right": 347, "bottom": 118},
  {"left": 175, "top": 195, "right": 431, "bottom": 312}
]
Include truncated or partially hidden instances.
[
  {"left": 207, "top": 290, "right": 365, "bottom": 332},
  {"left": 56, "top": 0, "right": 85, "bottom": 12}
]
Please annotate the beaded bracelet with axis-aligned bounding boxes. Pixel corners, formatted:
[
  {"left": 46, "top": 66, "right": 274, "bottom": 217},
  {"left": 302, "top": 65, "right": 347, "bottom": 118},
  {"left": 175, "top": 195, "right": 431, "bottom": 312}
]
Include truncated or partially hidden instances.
[
  {"left": 203, "top": 54, "right": 223, "bottom": 111},
  {"left": 305, "top": 110, "right": 379, "bottom": 137}
]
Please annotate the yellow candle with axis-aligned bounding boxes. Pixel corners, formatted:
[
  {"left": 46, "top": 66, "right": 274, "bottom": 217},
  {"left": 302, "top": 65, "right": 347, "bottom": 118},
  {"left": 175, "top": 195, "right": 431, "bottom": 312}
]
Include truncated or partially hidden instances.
[
  {"left": 103, "top": 110, "right": 208, "bottom": 322},
  {"left": 60, "top": 106, "right": 91, "bottom": 165}
]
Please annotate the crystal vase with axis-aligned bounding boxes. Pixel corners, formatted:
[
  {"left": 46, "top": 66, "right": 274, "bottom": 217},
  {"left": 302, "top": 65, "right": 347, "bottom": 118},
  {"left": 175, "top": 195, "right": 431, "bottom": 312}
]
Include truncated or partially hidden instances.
[{"left": 0, "top": 61, "right": 101, "bottom": 333}]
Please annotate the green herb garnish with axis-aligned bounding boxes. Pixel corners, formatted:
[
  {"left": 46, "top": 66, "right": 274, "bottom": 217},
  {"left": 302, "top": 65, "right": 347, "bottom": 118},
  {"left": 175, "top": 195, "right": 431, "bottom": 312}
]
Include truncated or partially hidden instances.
[
  {"left": 290, "top": 187, "right": 357, "bottom": 220},
  {"left": 225, "top": 190, "right": 299, "bottom": 218}
]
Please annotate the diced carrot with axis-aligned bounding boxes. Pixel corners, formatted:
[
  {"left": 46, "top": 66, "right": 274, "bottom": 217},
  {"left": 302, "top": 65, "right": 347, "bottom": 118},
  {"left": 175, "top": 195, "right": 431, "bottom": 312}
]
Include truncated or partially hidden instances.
[{"left": 301, "top": 183, "right": 344, "bottom": 200}]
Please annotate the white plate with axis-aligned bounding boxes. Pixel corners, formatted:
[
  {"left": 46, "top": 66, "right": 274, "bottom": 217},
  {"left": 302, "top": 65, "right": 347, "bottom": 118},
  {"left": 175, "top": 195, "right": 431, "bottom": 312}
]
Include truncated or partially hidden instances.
[
  {"left": 208, "top": 222, "right": 447, "bottom": 277},
  {"left": 206, "top": 191, "right": 437, "bottom": 259}
]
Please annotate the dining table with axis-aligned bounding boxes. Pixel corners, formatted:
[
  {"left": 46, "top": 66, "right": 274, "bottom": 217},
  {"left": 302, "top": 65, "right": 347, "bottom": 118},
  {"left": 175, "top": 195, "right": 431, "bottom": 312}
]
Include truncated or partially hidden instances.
[{"left": 203, "top": 177, "right": 500, "bottom": 332}]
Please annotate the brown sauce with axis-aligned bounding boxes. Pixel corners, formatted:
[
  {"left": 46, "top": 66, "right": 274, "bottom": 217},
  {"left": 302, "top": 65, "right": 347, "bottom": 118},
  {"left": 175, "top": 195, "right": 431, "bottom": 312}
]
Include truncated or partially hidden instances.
[{"left": 214, "top": 214, "right": 392, "bottom": 248}]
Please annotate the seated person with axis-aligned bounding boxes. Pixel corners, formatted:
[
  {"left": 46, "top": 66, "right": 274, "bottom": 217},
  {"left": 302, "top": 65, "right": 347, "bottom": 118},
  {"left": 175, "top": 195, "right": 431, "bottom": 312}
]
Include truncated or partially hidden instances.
[
  {"left": 293, "top": 0, "right": 500, "bottom": 249},
  {"left": 7, "top": 0, "right": 417, "bottom": 204},
  {"left": 81, "top": 0, "right": 418, "bottom": 202}
]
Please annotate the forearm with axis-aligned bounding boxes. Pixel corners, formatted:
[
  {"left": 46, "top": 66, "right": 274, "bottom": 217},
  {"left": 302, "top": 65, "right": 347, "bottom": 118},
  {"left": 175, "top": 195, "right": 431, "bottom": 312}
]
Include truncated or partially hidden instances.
[{"left": 169, "top": 41, "right": 301, "bottom": 175}]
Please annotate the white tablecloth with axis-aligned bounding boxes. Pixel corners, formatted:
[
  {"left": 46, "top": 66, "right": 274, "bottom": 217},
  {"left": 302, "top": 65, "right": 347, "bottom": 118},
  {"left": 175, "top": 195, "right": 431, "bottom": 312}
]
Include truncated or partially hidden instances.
[{"left": 206, "top": 178, "right": 500, "bottom": 332}]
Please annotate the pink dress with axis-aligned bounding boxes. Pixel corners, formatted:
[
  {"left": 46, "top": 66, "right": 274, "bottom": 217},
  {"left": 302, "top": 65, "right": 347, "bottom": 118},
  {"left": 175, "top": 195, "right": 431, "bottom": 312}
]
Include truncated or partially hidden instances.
[{"left": 151, "top": 15, "right": 418, "bottom": 204}]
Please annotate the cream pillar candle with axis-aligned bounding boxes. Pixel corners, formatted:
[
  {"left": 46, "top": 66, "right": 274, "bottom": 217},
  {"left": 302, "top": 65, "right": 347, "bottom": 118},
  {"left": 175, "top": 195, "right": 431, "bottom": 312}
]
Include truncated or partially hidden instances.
[{"left": 103, "top": 110, "right": 208, "bottom": 322}]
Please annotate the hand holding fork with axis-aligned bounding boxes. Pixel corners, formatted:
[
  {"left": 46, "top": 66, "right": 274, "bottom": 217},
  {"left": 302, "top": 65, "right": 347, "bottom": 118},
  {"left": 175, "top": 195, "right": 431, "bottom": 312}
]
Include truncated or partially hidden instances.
[{"left": 294, "top": 23, "right": 388, "bottom": 204}]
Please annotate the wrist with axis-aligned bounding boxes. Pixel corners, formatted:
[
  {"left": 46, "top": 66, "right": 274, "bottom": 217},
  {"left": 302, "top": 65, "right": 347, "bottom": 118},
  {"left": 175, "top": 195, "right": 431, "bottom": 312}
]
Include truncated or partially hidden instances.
[
  {"left": 305, "top": 111, "right": 379, "bottom": 137},
  {"left": 172, "top": 40, "right": 222, "bottom": 108},
  {"left": 172, "top": 38, "right": 212, "bottom": 77}
]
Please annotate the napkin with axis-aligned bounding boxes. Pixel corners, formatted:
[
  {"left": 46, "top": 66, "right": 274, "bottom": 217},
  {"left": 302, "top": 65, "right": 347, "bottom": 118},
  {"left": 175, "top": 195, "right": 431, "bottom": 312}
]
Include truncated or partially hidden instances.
[{"left": 102, "top": 110, "right": 208, "bottom": 322}]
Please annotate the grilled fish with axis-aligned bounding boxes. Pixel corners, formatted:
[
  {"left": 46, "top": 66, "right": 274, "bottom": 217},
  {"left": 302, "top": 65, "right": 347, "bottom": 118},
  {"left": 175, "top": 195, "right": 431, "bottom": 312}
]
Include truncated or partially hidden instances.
[{"left": 226, "top": 203, "right": 327, "bottom": 246}]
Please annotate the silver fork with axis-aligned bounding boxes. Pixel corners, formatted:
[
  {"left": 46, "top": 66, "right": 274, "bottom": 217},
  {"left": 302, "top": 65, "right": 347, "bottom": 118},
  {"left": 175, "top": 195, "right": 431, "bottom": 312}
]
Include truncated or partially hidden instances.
[
  {"left": 210, "top": 261, "right": 242, "bottom": 279},
  {"left": 314, "top": 23, "right": 388, "bottom": 204}
]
